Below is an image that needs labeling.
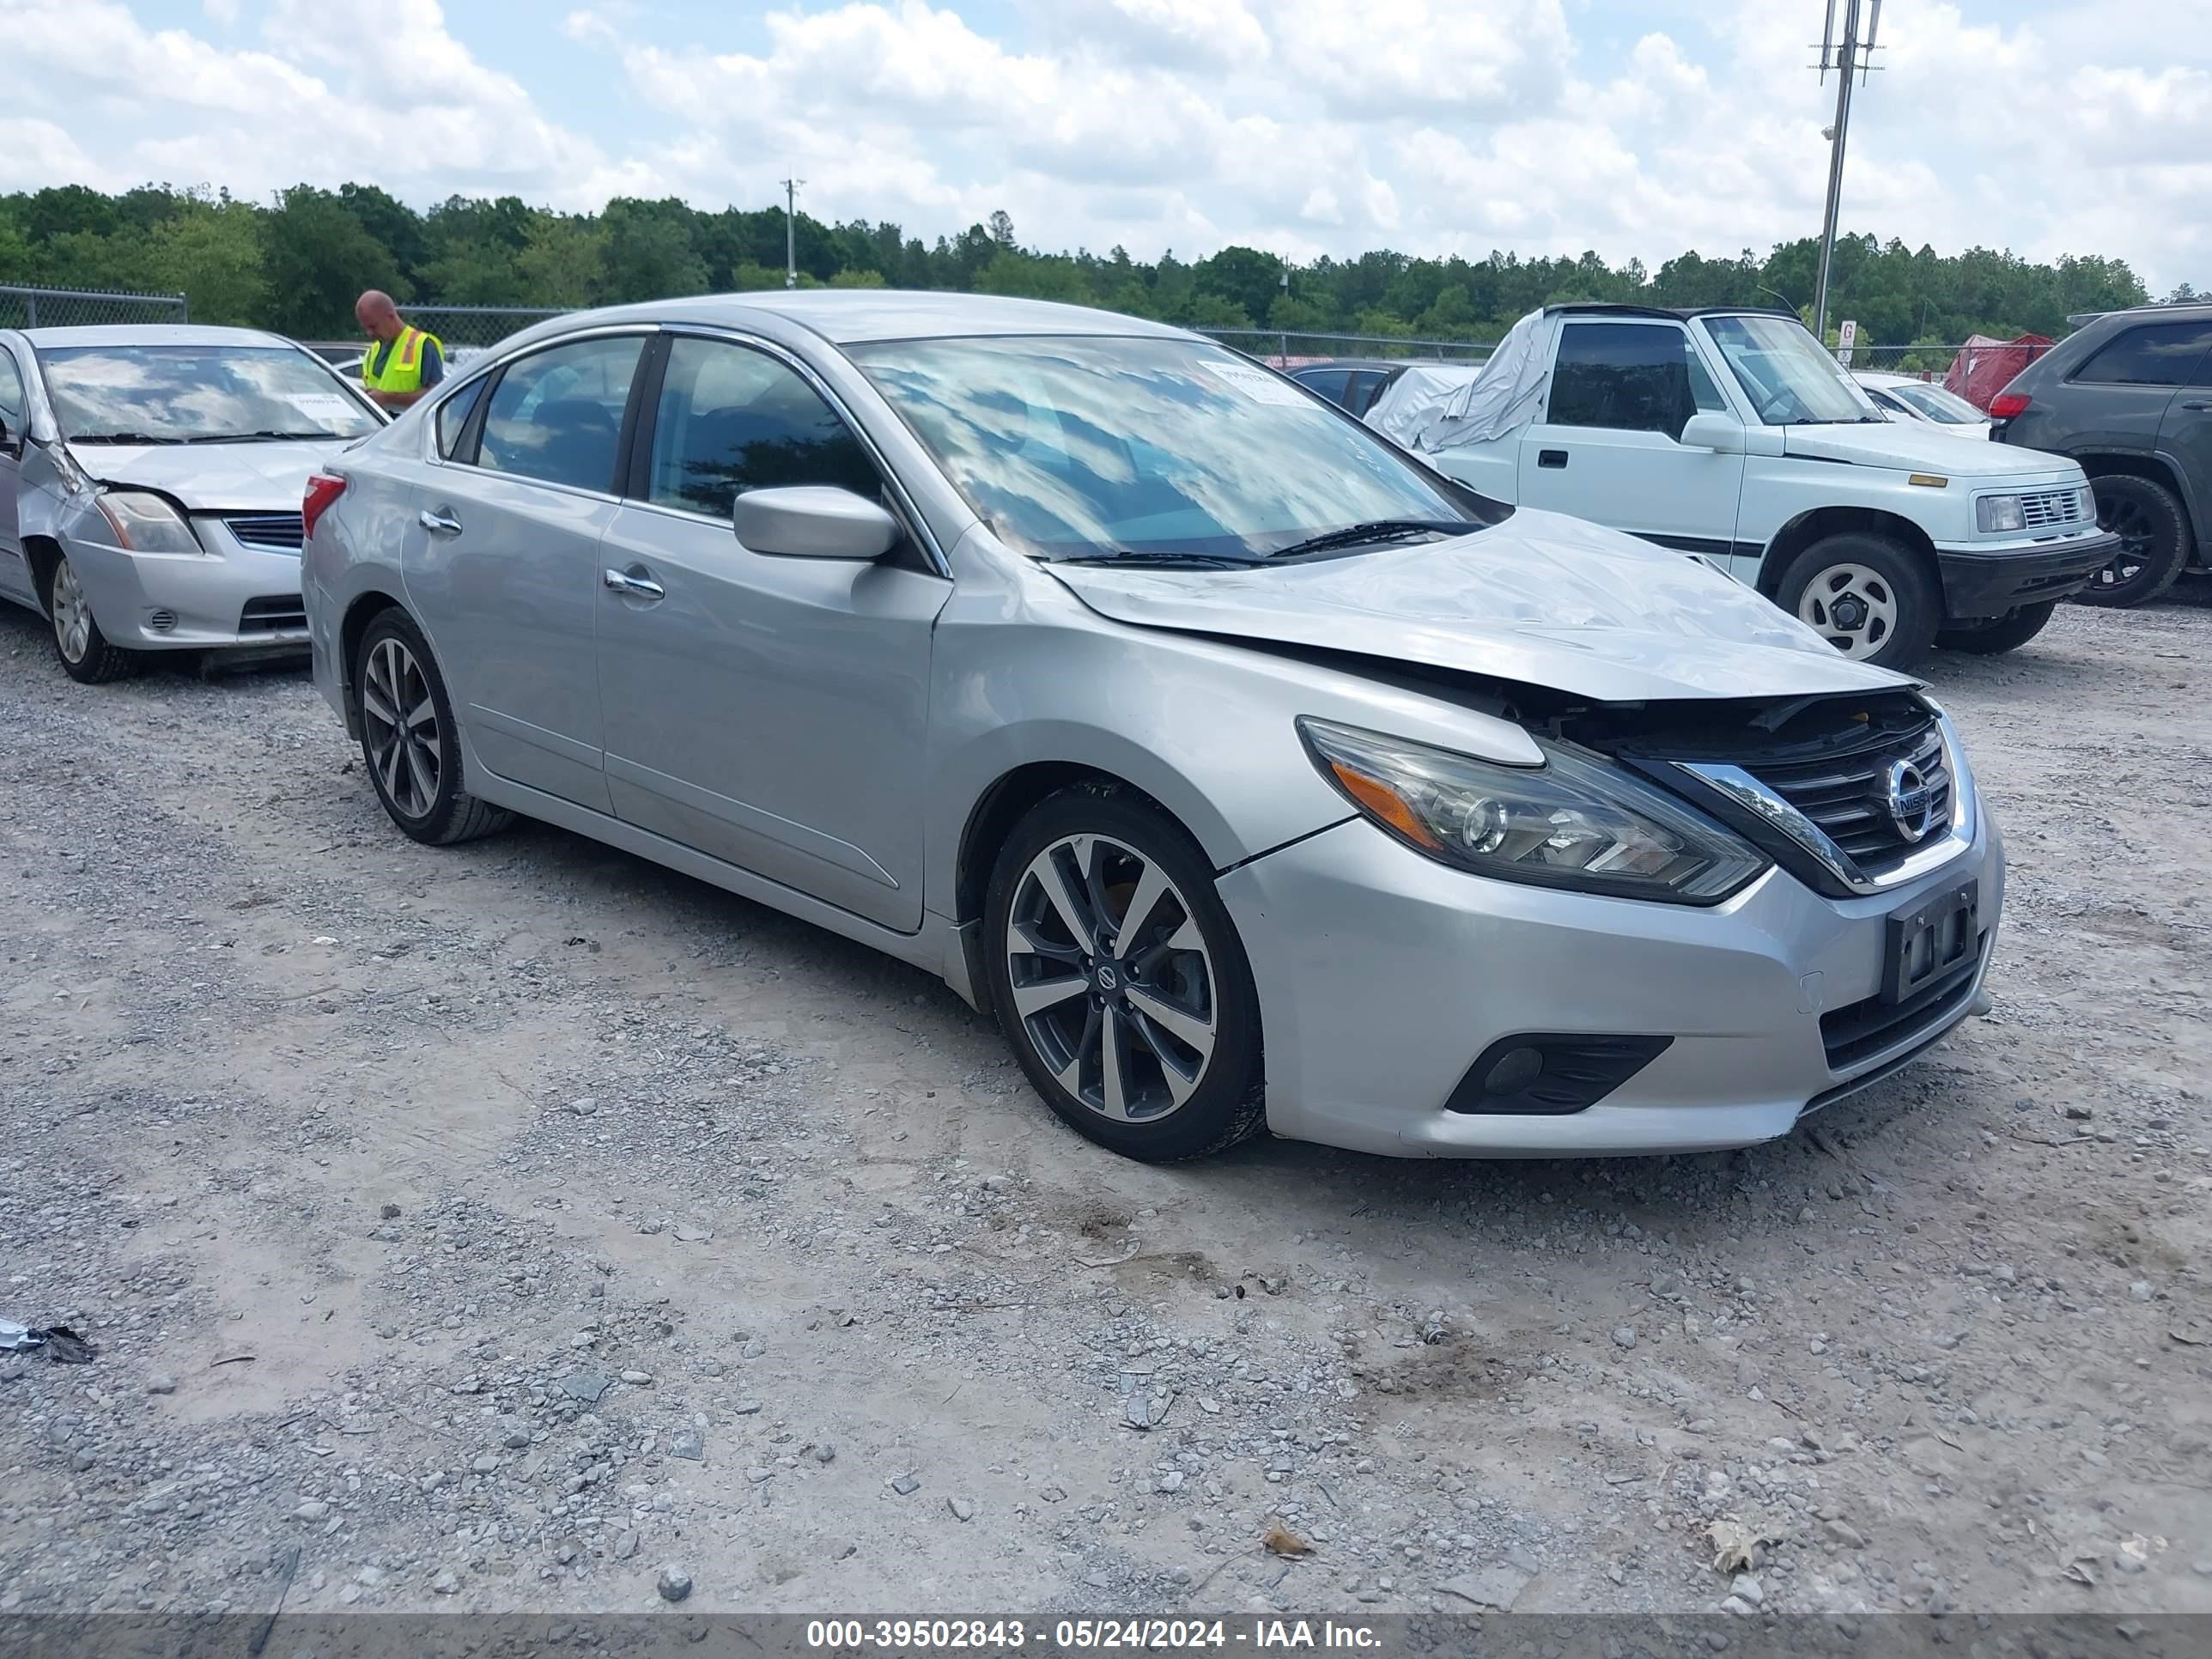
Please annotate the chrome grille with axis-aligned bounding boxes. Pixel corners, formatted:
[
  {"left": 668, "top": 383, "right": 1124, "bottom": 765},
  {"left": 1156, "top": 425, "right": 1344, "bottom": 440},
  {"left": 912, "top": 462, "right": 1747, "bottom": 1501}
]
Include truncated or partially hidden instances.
[
  {"left": 1740, "top": 720, "right": 1953, "bottom": 874},
  {"left": 2018, "top": 488, "right": 2087, "bottom": 531},
  {"left": 225, "top": 513, "right": 305, "bottom": 550}
]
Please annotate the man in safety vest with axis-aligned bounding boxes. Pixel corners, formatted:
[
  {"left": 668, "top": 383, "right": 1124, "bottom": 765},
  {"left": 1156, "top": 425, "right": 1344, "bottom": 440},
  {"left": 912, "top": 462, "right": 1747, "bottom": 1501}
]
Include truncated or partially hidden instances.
[{"left": 354, "top": 290, "right": 445, "bottom": 411}]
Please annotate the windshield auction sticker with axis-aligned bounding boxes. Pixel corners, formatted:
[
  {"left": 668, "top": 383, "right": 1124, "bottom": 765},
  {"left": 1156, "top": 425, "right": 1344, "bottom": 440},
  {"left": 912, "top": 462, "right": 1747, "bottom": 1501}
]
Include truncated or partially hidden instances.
[{"left": 1202, "top": 361, "right": 1318, "bottom": 408}]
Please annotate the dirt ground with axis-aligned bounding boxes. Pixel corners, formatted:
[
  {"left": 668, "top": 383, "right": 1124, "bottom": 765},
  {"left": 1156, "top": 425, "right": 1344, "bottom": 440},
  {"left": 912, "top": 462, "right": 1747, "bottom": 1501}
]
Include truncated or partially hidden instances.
[{"left": 1, "top": 588, "right": 2207, "bottom": 1623}]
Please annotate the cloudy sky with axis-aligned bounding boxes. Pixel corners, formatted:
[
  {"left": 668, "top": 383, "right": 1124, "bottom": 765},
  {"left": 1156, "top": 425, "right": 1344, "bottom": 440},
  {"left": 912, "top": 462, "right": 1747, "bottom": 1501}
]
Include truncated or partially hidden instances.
[{"left": 2, "top": 0, "right": 2205, "bottom": 289}]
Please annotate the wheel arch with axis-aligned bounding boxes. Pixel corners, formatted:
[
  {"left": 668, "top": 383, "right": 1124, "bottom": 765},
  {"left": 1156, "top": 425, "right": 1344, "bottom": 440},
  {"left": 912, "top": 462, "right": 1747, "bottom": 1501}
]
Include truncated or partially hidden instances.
[
  {"left": 2075, "top": 453, "right": 2203, "bottom": 561},
  {"left": 337, "top": 586, "right": 410, "bottom": 738},
  {"left": 1754, "top": 507, "right": 1938, "bottom": 599},
  {"left": 21, "top": 533, "right": 64, "bottom": 614}
]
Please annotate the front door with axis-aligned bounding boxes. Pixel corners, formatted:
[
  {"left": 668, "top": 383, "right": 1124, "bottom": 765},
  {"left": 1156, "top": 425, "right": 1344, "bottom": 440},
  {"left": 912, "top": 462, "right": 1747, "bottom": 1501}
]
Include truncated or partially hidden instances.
[
  {"left": 404, "top": 331, "right": 649, "bottom": 812},
  {"left": 1516, "top": 319, "right": 1747, "bottom": 562},
  {"left": 0, "top": 343, "right": 29, "bottom": 605},
  {"left": 594, "top": 334, "right": 948, "bottom": 932}
]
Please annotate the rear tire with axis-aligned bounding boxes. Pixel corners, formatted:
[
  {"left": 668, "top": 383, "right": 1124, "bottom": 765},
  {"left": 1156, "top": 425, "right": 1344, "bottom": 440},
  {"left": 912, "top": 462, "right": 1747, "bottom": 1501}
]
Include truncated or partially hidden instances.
[
  {"left": 2079, "top": 475, "right": 2189, "bottom": 608},
  {"left": 46, "top": 552, "right": 143, "bottom": 684},
  {"left": 983, "top": 786, "right": 1265, "bottom": 1163},
  {"left": 1935, "top": 600, "right": 2057, "bottom": 655},
  {"left": 1775, "top": 532, "right": 1941, "bottom": 669},
  {"left": 353, "top": 608, "right": 513, "bottom": 846}
]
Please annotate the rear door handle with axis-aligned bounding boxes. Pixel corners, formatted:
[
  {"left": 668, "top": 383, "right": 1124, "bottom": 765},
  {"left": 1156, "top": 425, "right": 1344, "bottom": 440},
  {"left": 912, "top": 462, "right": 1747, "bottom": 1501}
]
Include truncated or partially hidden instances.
[
  {"left": 603, "top": 567, "right": 665, "bottom": 602},
  {"left": 418, "top": 509, "right": 462, "bottom": 536},
  {"left": 1536, "top": 449, "right": 1569, "bottom": 469}
]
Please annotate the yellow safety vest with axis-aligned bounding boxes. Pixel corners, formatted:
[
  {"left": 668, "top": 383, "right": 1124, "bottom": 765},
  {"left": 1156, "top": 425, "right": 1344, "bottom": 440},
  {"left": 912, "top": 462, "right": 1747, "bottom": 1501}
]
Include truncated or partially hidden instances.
[{"left": 361, "top": 325, "right": 441, "bottom": 394}]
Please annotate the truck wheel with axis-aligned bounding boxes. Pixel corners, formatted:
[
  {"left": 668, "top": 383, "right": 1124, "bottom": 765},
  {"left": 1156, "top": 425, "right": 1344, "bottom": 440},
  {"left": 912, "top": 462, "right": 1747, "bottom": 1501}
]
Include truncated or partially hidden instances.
[
  {"left": 1935, "top": 601, "right": 2056, "bottom": 655},
  {"left": 2080, "top": 476, "right": 2189, "bottom": 608},
  {"left": 1775, "top": 532, "right": 1939, "bottom": 669}
]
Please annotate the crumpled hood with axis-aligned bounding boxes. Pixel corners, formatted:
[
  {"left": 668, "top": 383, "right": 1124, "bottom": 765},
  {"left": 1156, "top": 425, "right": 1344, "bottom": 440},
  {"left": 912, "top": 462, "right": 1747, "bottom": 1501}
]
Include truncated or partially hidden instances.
[
  {"left": 1783, "top": 420, "right": 2071, "bottom": 476},
  {"left": 63, "top": 438, "right": 355, "bottom": 514},
  {"left": 1043, "top": 507, "right": 1913, "bottom": 703}
]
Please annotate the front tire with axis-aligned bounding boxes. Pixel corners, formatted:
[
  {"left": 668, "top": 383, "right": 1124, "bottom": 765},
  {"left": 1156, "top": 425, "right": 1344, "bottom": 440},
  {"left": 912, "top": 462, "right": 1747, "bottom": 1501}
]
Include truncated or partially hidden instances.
[
  {"left": 353, "top": 608, "right": 513, "bottom": 846},
  {"left": 983, "top": 787, "right": 1264, "bottom": 1163},
  {"left": 1775, "top": 532, "right": 1940, "bottom": 669},
  {"left": 46, "top": 553, "right": 143, "bottom": 684},
  {"left": 2080, "top": 475, "right": 2190, "bottom": 608},
  {"left": 1935, "top": 600, "right": 2057, "bottom": 655}
]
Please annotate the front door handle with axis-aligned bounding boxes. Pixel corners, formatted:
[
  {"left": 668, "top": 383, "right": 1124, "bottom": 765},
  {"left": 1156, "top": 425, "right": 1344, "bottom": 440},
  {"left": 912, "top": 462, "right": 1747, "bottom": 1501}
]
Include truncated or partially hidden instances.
[
  {"left": 1537, "top": 448, "right": 1569, "bottom": 469},
  {"left": 418, "top": 508, "right": 462, "bottom": 536},
  {"left": 2180, "top": 398, "right": 2212, "bottom": 412},
  {"left": 603, "top": 567, "right": 665, "bottom": 602}
]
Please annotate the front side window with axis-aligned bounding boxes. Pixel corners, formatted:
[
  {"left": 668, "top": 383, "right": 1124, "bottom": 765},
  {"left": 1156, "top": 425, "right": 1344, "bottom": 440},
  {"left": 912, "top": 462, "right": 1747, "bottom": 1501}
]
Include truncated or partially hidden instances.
[
  {"left": 1547, "top": 324, "right": 1720, "bottom": 438},
  {"left": 2073, "top": 321, "right": 2212, "bottom": 387},
  {"left": 847, "top": 335, "right": 1493, "bottom": 563},
  {"left": 35, "top": 343, "right": 381, "bottom": 442},
  {"left": 0, "top": 348, "right": 25, "bottom": 426},
  {"left": 1704, "top": 314, "right": 1881, "bottom": 426},
  {"left": 475, "top": 335, "right": 643, "bottom": 491},
  {"left": 646, "top": 337, "right": 879, "bottom": 518}
]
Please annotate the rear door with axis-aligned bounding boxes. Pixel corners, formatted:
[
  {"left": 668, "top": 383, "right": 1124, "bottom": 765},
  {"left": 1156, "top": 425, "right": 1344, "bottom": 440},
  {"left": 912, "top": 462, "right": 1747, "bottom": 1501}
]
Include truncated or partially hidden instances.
[
  {"left": 1515, "top": 319, "right": 1747, "bottom": 557},
  {"left": 404, "top": 331, "right": 650, "bottom": 812},
  {"left": 593, "top": 332, "right": 949, "bottom": 932},
  {"left": 2063, "top": 319, "right": 2212, "bottom": 458},
  {"left": 0, "top": 341, "right": 28, "bottom": 604},
  {"left": 2153, "top": 329, "right": 2212, "bottom": 550}
]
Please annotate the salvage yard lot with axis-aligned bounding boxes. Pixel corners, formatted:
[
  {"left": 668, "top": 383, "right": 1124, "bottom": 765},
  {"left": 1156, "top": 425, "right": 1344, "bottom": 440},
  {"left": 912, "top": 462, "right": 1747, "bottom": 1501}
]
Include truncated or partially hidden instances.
[{"left": 2, "top": 592, "right": 2209, "bottom": 1618}]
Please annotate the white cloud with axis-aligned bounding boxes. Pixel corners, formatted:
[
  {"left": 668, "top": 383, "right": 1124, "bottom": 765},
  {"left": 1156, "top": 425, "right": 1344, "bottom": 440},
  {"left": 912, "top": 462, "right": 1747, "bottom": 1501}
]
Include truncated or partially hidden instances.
[{"left": 0, "top": 0, "right": 2205, "bottom": 294}]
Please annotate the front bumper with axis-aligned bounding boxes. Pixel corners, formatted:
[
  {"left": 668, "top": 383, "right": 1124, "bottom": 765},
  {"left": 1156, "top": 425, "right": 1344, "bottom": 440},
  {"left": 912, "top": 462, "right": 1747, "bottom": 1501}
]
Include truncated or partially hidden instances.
[
  {"left": 1218, "top": 803, "right": 2003, "bottom": 1158},
  {"left": 58, "top": 522, "right": 307, "bottom": 652},
  {"left": 1936, "top": 530, "right": 2117, "bottom": 619}
]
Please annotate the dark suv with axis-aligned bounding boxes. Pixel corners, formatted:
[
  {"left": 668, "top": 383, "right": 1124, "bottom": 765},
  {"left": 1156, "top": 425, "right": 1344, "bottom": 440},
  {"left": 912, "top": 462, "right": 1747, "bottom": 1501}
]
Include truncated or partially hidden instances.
[{"left": 1990, "top": 305, "right": 2212, "bottom": 607}]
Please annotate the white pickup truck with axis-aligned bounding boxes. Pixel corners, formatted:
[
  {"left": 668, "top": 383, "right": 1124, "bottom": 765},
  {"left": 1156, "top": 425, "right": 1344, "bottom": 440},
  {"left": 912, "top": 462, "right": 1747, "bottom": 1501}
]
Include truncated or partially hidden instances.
[{"left": 1370, "top": 305, "right": 2120, "bottom": 667}]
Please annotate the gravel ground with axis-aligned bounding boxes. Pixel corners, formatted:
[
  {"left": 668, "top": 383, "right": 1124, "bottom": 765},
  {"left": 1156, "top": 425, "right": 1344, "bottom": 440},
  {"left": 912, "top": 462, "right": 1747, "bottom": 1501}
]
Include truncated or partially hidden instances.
[{"left": 1, "top": 590, "right": 2208, "bottom": 1623}]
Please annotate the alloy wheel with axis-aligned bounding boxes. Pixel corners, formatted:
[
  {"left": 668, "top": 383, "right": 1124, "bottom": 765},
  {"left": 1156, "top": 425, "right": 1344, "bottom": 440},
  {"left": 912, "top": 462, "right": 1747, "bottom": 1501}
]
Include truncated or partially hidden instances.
[
  {"left": 2091, "top": 495, "right": 2152, "bottom": 592},
  {"left": 1797, "top": 562, "right": 1897, "bottom": 659},
  {"left": 1002, "top": 833, "right": 1217, "bottom": 1122},
  {"left": 362, "top": 635, "right": 442, "bottom": 819},
  {"left": 51, "top": 559, "right": 92, "bottom": 665}
]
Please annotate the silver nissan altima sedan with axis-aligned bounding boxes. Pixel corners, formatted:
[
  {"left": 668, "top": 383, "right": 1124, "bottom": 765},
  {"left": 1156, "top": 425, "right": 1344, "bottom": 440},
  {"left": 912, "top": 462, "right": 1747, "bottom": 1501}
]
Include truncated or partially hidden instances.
[{"left": 301, "top": 292, "right": 2002, "bottom": 1163}]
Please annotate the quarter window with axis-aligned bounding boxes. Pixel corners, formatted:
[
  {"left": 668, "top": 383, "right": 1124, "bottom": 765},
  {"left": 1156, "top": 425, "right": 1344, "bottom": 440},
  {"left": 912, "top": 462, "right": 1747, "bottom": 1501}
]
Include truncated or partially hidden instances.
[
  {"left": 1549, "top": 324, "right": 1711, "bottom": 438},
  {"left": 435, "top": 375, "right": 488, "bottom": 459},
  {"left": 2073, "top": 321, "right": 2212, "bottom": 387},
  {"left": 645, "top": 337, "right": 880, "bottom": 519},
  {"left": 475, "top": 336, "right": 644, "bottom": 491}
]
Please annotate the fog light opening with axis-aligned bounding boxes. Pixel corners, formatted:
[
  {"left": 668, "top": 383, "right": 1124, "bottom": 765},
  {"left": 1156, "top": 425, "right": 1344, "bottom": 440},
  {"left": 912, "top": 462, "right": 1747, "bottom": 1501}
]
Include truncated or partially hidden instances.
[
  {"left": 1445, "top": 1033, "right": 1674, "bottom": 1116},
  {"left": 147, "top": 609, "right": 178, "bottom": 633}
]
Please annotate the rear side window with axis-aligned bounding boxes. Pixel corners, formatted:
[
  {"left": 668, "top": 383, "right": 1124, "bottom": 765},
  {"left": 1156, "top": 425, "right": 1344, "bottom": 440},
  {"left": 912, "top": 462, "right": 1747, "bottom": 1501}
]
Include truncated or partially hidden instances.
[
  {"left": 645, "top": 337, "right": 879, "bottom": 519},
  {"left": 2073, "top": 321, "right": 2212, "bottom": 387},
  {"left": 435, "top": 376, "right": 487, "bottom": 459},
  {"left": 476, "top": 335, "right": 645, "bottom": 491},
  {"left": 1293, "top": 369, "right": 1352, "bottom": 409},
  {"left": 1549, "top": 323, "right": 1708, "bottom": 437}
]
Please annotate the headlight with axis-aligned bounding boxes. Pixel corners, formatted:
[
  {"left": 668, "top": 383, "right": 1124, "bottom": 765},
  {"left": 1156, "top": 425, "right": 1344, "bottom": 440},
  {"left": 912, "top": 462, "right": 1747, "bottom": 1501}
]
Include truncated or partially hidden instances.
[
  {"left": 94, "top": 490, "right": 204, "bottom": 554},
  {"left": 1975, "top": 494, "right": 2025, "bottom": 534},
  {"left": 1298, "top": 719, "right": 1768, "bottom": 904}
]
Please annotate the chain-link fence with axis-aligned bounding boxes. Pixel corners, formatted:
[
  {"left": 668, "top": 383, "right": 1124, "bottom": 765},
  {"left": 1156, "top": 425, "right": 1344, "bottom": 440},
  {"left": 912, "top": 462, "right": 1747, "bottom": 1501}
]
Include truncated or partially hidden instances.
[
  {"left": 1840, "top": 342, "right": 2038, "bottom": 377},
  {"left": 0, "top": 284, "right": 191, "bottom": 330},
  {"left": 1202, "top": 328, "right": 1494, "bottom": 368}
]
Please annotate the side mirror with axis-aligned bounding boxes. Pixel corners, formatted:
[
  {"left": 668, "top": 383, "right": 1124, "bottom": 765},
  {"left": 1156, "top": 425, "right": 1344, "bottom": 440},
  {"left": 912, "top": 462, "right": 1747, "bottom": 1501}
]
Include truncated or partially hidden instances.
[
  {"left": 732, "top": 485, "right": 899, "bottom": 561},
  {"left": 1680, "top": 411, "right": 1746, "bottom": 453}
]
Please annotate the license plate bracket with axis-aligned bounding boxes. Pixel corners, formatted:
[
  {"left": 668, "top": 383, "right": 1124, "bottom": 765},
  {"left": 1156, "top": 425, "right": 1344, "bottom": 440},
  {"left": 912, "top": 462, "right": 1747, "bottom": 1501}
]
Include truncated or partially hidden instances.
[{"left": 1882, "top": 878, "right": 1980, "bottom": 1005}]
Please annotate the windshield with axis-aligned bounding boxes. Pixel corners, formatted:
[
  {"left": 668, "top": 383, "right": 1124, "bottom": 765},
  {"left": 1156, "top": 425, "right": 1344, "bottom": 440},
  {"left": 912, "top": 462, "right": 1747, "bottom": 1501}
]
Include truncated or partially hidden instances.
[
  {"left": 845, "top": 335, "right": 1493, "bottom": 561},
  {"left": 1884, "top": 380, "right": 1984, "bottom": 424},
  {"left": 1704, "top": 316, "right": 1880, "bottom": 426},
  {"left": 38, "top": 344, "right": 382, "bottom": 442}
]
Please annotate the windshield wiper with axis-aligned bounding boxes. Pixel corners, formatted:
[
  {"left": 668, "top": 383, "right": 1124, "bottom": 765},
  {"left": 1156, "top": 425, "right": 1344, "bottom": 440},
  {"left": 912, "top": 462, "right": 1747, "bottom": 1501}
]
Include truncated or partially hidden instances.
[
  {"left": 1054, "top": 551, "right": 1268, "bottom": 570},
  {"left": 1267, "top": 520, "right": 1476, "bottom": 560},
  {"left": 184, "top": 429, "right": 348, "bottom": 444},
  {"left": 67, "top": 432, "right": 190, "bottom": 445}
]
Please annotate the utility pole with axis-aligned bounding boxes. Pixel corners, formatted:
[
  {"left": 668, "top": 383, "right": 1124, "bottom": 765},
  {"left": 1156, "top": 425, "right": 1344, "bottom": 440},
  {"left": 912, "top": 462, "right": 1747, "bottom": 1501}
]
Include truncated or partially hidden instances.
[
  {"left": 781, "top": 178, "right": 805, "bottom": 289},
  {"left": 1812, "top": 0, "right": 1881, "bottom": 342}
]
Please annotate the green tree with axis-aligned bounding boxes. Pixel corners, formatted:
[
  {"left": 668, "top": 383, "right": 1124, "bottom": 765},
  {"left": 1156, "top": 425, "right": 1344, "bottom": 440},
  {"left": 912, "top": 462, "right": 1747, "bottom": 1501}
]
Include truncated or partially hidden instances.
[
  {"left": 262, "top": 185, "right": 406, "bottom": 337},
  {"left": 599, "top": 198, "right": 708, "bottom": 303},
  {"left": 151, "top": 204, "right": 270, "bottom": 325},
  {"left": 514, "top": 216, "right": 606, "bottom": 307}
]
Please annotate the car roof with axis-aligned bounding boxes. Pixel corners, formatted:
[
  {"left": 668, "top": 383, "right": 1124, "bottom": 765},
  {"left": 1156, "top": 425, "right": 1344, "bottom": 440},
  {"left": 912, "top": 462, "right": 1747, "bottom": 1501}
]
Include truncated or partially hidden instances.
[
  {"left": 541, "top": 289, "right": 1196, "bottom": 347},
  {"left": 2066, "top": 302, "right": 2212, "bottom": 329},
  {"left": 1852, "top": 371, "right": 1914, "bottom": 386},
  {"left": 17, "top": 324, "right": 302, "bottom": 350},
  {"left": 1542, "top": 302, "right": 1800, "bottom": 323}
]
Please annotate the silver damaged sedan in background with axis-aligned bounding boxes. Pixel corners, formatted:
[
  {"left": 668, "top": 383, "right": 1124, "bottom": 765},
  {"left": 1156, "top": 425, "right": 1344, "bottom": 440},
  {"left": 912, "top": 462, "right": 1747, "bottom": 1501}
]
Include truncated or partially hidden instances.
[
  {"left": 302, "top": 293, "right": 2002, "bottom": 1163},
  {"left": 0, "top": 325, "right": 385, "bottom": 682}
]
